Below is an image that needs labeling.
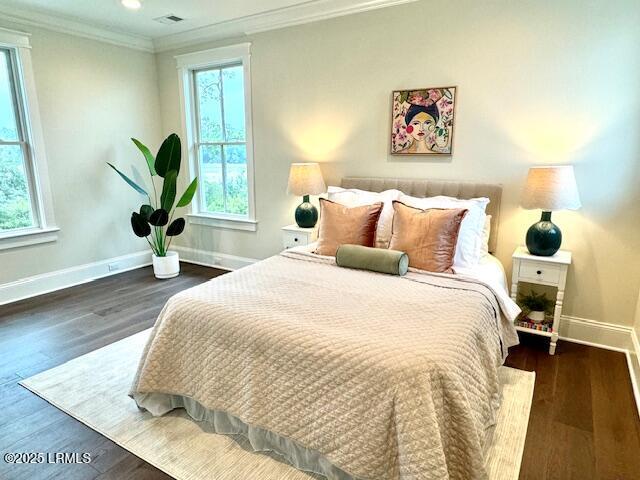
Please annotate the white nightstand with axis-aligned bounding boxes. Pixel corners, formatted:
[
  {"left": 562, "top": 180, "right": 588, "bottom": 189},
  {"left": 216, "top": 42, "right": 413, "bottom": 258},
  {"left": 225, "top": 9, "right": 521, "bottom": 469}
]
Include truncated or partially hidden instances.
[
  {"left": 510, "top": 246, "right": 572, "bottom": 355},
  {"left": 282, "top": 224, "right": 318, "bottom": 249}
]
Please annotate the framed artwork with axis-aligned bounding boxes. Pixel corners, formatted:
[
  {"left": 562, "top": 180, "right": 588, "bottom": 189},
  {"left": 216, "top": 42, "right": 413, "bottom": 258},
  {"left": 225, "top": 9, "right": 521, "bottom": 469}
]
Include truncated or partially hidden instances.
[{"left": 390, "top": 86, "right": 456, "bottom": 155}]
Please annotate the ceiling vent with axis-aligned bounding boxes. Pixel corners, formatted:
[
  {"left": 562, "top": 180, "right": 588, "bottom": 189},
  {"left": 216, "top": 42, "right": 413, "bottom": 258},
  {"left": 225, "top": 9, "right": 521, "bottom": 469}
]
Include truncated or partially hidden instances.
[{"left": 154, "top": 14, "right": 184, "bottom": 25}]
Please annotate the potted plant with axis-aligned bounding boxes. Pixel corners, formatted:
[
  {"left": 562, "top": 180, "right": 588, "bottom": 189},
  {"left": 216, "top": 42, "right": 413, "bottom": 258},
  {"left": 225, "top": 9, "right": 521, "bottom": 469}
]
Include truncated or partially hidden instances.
[
  {"left": 517, "top": 291, "right": 555, "bottom": 324},
  {"left": 107, "top": 133, "right": 197, "bottom": 279}
]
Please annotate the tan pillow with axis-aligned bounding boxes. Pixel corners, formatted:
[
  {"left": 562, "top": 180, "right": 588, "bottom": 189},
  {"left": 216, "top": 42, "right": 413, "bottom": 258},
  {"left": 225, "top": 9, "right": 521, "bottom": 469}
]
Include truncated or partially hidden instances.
[
  {"left": 389, "top": 201, "right": 467, "bottom": 273},
  {"left": 314, "top": 198, "right": 383, "bottom": 256}
]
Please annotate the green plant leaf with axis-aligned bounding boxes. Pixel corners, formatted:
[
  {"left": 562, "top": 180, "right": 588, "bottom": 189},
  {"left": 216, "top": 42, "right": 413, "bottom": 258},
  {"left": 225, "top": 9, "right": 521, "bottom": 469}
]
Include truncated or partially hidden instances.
[
  {"left": 160, "top": 170, "right": 177, "bottom": 211},
  {"left": 131, "top": 212, "right": 151, "bottom": 237},
  {"left": 107, "top": 163, "right": 147, "bottom": 195},
  {"left": 154, "top": 133, "right": 181, "bottom": 178},
  {"left": 149, "top": 208, "right": 169, "bottom": 226},
  {"left": 176, "top": 178, "right": 198, "bottom": 207},
  {"left": 131, "top": 138, "right": 156, "bottom": 176},
  {"left": 517, "top": 291, "right": 554, "bottom": 313},
  {"left": 166, "top": 218, "right": 185, "bottom": 236},
  {"left": 139, "top": 204, "right": 154, "bottom": 221}
]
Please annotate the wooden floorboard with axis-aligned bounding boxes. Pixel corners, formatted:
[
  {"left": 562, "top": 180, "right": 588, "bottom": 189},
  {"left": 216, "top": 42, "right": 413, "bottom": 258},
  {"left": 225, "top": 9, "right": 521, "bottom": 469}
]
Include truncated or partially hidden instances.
[
  {"left": 1, "top": 263, "right": 639, "bottom": 479},
  {"left": 0, "top": 263, "right": 219, "bottom": 480},
  {"left": 505, "top": 338, "right": 640, "bottom": 480}
]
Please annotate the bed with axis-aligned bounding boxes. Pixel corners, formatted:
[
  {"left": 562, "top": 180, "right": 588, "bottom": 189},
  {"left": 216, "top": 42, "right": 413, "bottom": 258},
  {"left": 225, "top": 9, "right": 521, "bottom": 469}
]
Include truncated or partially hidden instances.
[{"left": 130, "top": 177, "right": 520, "bottom": 480}]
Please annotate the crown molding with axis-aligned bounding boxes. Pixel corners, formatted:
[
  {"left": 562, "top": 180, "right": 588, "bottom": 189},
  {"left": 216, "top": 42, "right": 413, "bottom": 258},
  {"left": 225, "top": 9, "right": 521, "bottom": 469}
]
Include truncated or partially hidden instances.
[
  {"left": 153, "top": 0, "right": 418, "bottom": 53},
  {"left": 0, "top": 0, "right": 415, "bottom": 54},
  {"left": 0, "top": 25, "right": 31, "bottom": 48},
  {"left": 0, "top": 5, "right": 154, "bottom": 53}
]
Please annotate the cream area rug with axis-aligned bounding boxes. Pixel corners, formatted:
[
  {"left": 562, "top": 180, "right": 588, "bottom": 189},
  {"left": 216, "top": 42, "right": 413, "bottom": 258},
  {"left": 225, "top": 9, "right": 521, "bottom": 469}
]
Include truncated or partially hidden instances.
[{"left": 20, "top": 330, "right": 535, "bottom": 480}]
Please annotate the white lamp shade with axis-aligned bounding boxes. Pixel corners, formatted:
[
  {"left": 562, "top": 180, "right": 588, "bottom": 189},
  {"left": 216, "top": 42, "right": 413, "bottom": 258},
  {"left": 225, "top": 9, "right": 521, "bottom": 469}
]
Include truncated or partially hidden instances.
[
  {"left": 521, "top": 165, "right": 581, "bottom": 211},
  {"left": 287, "top": 163, "right": 326, "bottom": 196}
]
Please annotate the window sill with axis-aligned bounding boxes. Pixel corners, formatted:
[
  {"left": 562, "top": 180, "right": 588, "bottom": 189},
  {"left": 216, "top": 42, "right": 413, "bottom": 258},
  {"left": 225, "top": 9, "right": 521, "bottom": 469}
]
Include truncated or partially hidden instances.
[
  {"left": 0, "top": 226, "right": 60, "bottom": 251},
  {"left": 187, "top": 214, "right": 257, "bottom": 232}
]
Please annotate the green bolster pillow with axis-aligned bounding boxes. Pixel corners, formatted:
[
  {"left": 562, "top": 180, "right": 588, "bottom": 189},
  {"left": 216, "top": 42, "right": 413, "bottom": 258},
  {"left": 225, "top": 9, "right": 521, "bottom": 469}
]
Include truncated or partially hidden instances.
[{"left": 335, "top": 244, "right": 409, "bottom": 276}]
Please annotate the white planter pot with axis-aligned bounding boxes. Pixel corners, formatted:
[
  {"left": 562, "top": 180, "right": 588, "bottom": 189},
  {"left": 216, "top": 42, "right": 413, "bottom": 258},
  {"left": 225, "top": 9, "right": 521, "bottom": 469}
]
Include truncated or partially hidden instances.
[
  {"left": 528, "top": 310, "right": 546, "bottom": 324},
  {"left": 152, "top": 251, "right": 180, "bottom": 279}
]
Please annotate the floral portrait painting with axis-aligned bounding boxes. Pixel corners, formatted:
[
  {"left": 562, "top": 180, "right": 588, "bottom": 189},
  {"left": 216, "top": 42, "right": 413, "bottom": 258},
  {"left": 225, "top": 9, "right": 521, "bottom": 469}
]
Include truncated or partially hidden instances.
[{"left": 390, "top": 87, "right": 456, "bottom": 155}]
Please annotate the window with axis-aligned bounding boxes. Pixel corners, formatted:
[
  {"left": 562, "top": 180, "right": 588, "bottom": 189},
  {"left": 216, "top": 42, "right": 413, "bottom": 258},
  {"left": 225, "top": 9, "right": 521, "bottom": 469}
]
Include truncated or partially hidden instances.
[
  {"left": 0, "top": 48, "right": 35, "bottom": 231},
  {"left": 177, "top": 43, "right": 256, "bottom": 231},
  {"left": 194, "top": 64, "right": 248, "bottom": 216},
  {"left": 0, "top": 29, "right": 56, "bottom": 249}
]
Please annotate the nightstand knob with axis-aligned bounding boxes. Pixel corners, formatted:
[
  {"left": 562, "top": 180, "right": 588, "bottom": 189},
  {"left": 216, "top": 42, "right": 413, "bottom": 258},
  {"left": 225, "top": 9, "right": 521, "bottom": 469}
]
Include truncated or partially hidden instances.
[
  {"left": 536, "top": 270, "right": 542, "bottom": 275},
  {"left": 294, "top": 237, "right": 299, "bottom": 242}
]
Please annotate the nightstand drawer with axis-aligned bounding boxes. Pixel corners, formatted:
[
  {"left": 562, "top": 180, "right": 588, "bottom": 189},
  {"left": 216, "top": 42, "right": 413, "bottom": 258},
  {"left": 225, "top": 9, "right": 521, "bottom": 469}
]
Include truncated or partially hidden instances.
[
  {"left": 282, "top": 224, "right": 317, "bottom": 249},
  {"left": 519, "top": 261, "right": 561, "bottom": 285},
  {"left": 282, "top": 230, "right": 309, "bottom": 249}
]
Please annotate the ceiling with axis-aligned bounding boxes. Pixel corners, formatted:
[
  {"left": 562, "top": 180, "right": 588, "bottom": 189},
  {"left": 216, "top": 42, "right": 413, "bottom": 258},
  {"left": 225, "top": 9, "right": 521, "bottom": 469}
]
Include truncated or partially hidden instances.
[{"left": 0, "top": 0, "right": 320, "bottom": 38}]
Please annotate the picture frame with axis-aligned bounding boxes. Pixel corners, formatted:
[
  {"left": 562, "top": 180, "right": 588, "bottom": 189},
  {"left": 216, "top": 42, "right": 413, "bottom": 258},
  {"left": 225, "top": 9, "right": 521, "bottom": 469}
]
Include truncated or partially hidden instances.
[{"left": 390, "top": 86, "right": 457, "bottom": 155}]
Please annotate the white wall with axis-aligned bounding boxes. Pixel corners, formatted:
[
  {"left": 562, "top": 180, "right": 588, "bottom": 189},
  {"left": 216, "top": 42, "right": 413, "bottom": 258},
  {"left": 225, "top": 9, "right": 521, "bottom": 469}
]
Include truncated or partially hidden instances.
[
  {"left": 0, "top": 22, "right": 162, "bottom": 284},
  {"left": 157, "top": 0, "right": 640, "bottom": 327}
]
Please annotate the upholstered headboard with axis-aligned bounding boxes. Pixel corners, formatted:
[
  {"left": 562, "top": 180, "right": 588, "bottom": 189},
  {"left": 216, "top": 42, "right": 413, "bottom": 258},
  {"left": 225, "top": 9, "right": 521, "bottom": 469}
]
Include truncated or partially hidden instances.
[{"left": 340, "top": 177, "right": 502, "bottom": 253}]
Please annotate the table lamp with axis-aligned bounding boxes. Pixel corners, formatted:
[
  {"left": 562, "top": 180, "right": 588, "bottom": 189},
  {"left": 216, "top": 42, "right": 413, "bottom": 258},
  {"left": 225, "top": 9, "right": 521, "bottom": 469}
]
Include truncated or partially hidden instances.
[
  {"left": 521, "top": 165, "right": 581, "bottom": 256},
  {"left": 287, "top": 163, "right": 326, "bottom": 228}
]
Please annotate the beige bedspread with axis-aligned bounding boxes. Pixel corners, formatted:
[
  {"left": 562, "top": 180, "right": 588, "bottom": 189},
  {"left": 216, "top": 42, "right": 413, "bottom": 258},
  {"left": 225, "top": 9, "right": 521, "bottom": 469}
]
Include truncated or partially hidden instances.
[{"left": 131, "top": 250, "right": 519, "bottom": 480}]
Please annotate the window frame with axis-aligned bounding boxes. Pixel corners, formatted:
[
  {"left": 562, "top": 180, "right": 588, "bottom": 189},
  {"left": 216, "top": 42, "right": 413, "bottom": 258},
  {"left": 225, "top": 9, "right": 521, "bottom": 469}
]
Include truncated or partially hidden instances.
[
  {"left": 176, "top": 43, "right": 256, "bottom": 232},
  {"left": 0, "top": 27, "right": 57, "bottom": 249}
]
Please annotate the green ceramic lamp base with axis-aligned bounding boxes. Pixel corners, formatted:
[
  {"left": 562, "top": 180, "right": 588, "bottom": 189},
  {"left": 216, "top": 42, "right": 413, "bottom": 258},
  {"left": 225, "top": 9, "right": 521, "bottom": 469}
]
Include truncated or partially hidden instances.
[
  {"left": 294, "top": 195, "right": 318, "bottom": 228},
  {"left": 526, "top": 211, "right": 562, "bottom": 256}
]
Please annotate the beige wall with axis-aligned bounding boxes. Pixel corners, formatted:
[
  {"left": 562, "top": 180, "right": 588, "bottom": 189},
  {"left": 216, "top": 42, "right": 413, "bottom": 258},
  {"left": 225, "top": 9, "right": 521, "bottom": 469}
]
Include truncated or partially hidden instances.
[
  {"left": 632, "top": 293, "right": 640, "bottom": 409},
  {"left": 157, "top": 0, "right": 640, "bottom": 327},
  {"left": 635, "top": 294, "right": 640, "bottom": 338},
  {"left": 0, "top": 23, "right": 162, "bottom": 284},
  {"left": 1, "top": 1, "right": 638, "bottom": 329}
]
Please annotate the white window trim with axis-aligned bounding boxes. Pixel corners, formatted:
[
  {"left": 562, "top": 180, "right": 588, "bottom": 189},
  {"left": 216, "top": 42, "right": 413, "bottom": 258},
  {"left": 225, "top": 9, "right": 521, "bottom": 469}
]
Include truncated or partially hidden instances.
[
  {"left": 176, "top": 42, "right": 257, "bottom": 232},
  {"left": 0, "top": 27, "right": 57, "bottom": 250},
  {"left": 187, "top": 213, "right": 257, "bottom": 232}
]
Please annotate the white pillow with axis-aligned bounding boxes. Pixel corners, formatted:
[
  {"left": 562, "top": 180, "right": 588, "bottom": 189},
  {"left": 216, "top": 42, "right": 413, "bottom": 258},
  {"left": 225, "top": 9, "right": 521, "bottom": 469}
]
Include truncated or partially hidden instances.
[
  {"left": 327, "top": 186, "right": 401, "bottom": 248},
  {"left": 480, "top": 215, "right": 492, "bottom": 257},
  {"left": 398, "top": 194, "right": 489, "bottom": 268}
]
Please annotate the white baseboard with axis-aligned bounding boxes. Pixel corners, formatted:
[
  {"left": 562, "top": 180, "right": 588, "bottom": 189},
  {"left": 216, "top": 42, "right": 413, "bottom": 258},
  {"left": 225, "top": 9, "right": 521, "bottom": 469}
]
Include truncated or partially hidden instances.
[
  {"left": 173, "top": 245, "right": 258, "bottom": 271},
  {"left": 0, "top": 246, "right": 256, "bottom": 307},
  {"left": 0, "top": 250, "right": 151, "bottom": 306},
  {"left": 559, "top": 315, "right": 633, "bottom": 352}
]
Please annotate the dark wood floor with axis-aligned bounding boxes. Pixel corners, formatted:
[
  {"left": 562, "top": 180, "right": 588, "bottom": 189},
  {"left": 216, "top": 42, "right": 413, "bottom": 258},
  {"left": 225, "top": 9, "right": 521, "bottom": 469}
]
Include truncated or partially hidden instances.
[
  {"left": 506, "top": 335, "right": 640, "bottom": 480},
  {"left": 1, "top": 263, "right": 639, "bottom": 480},
  {"left": 0, "top": 264, "right": 222, "bottom": 480}
]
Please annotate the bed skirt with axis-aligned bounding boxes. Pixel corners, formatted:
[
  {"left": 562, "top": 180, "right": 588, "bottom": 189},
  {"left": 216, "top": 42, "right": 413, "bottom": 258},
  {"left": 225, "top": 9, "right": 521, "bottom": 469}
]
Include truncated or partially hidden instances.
[{"left": 133, "top": 393, "right": 359, "bottom": 480}]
